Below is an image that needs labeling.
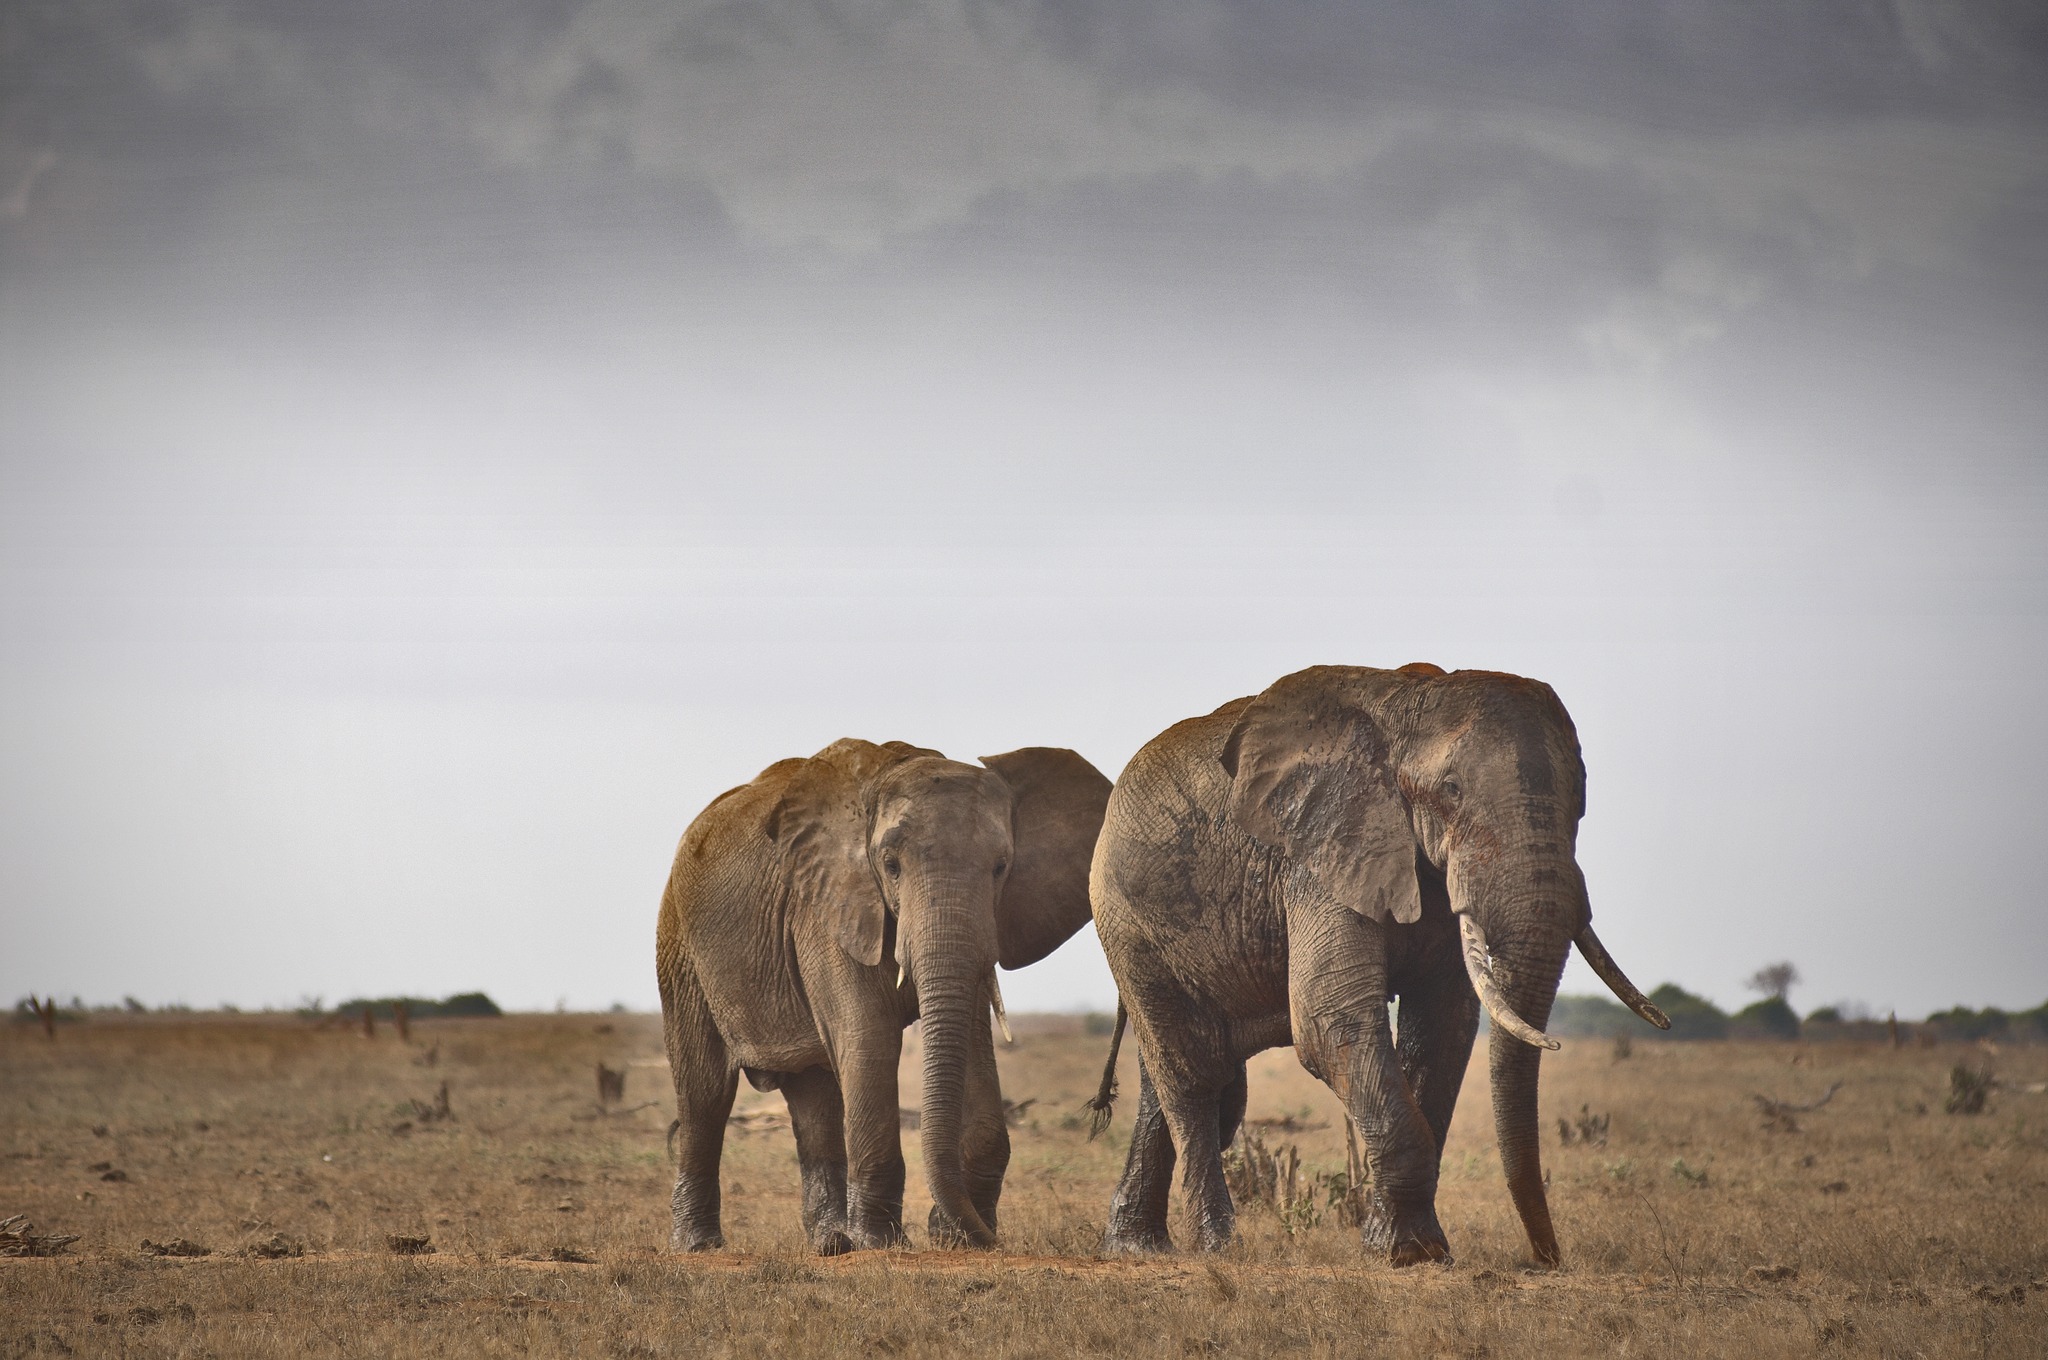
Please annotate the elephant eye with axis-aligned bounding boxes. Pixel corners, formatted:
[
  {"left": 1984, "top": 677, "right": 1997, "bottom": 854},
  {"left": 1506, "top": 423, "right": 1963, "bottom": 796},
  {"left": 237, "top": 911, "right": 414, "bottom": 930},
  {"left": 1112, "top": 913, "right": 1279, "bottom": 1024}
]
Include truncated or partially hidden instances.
[
  {"left": 883, "top": 856, "right": 901, "bottom": 878},
  {"left": 1441, "top": 777, "right": 1462, "bottom": 803},
  {"left": 992, "top": 860, "right": 1007, "bottom": 878}
]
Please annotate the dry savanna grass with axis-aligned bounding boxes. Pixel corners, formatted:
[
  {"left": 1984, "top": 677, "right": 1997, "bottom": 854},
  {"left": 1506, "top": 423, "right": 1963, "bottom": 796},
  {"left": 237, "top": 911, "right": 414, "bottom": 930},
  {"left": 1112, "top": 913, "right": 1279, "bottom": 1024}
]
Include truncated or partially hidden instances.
[{"left": 4, "top": 1012, "right": 2045, "bottom": 1357}]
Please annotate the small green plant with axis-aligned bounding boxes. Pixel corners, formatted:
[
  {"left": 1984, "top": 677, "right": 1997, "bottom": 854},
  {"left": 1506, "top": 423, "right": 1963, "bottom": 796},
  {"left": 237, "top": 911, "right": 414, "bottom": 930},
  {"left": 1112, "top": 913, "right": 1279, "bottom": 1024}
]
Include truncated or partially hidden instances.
[{"left": 1670, "top": 1158, "right": 1710, "bottom": 1188}]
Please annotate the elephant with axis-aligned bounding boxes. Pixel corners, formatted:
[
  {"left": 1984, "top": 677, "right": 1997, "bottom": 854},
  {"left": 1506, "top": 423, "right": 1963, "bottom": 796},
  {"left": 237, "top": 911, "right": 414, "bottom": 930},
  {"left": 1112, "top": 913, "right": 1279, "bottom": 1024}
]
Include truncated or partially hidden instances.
[
  {"left": 656, "top": 738, "right": 1110, "bottom": 1255},
  {"left": 1088, "top": 663, "right": 1667, "bottom": 1267}
]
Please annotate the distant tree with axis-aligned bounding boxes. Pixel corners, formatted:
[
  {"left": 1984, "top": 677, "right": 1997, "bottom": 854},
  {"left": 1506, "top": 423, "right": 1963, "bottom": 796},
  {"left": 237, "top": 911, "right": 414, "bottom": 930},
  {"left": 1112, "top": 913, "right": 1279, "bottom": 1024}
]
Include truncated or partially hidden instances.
[
  {"left": 1646, "top": 984, "right": 1729, "bottom": 1041},
  {"left": 1734, "top": 996, "right": 1801, "bottom": 1039},
  {"left": 333, "top": 992, "right": 502, "bottom": 1020},
  {"left": 1746, "top": 962, "right": 1800, "bottom": 1002}
]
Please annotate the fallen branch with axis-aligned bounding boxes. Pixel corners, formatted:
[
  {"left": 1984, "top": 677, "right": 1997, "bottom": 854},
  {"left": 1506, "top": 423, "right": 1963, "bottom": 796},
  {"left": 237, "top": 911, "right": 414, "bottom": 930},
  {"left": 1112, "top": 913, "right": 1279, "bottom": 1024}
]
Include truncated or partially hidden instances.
[
  {"left": 571, "top": 1101, "right": 658, "bottom": 1122},
  {"left": 726, "top": 1109, "right": 790, "bottom": 1135},
  {"left": 140, "top": 1237, "right": 212, "bottom": 1257},
  {"left": 1753, "top": 1081, "right": 1843, "bottom": 1115},
  {"left": 1245, "top": 1113, "right": 1329, "bottom": 1134},
  {"left": 0, "top": 1215, "right": 80, "bottom": 1257},
  {"left": 1752, "top": 1081, "right": 1842, "bottom": 1131}
]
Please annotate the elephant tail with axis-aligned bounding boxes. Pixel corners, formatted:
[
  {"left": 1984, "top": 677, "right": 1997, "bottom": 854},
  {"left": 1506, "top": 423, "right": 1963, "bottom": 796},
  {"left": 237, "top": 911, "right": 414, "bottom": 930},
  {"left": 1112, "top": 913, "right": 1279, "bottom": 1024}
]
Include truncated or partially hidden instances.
[{"left": 1083, "top": 1000, "right": 1127, "bottom": 1140}]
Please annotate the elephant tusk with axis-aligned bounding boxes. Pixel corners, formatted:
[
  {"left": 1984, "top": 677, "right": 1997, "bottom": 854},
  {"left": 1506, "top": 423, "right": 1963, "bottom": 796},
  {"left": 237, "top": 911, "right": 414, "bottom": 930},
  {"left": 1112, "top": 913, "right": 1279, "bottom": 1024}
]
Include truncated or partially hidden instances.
[
  {"left": 1574, "top": 923, "right": 1671, "bottom": 1030},
  {"left": 1459, "top": 916, "right": 1561, "bottom": 1051},
  {"left": 988, "top": 968, "right": 1013, "bottom": 1046}
]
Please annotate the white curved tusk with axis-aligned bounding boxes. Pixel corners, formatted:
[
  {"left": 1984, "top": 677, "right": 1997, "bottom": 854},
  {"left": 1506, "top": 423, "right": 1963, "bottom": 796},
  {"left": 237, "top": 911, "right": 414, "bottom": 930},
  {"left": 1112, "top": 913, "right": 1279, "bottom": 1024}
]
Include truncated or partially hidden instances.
[
  {"left": 988, "top": 968, "right": 1013, "bottom": 1046},
  {"left": 1574, "top": 923, "right": 1671, "bottom": 1030},
  {"left": 1459, "top": 916, "right": 1561, "bottom": 1051}
]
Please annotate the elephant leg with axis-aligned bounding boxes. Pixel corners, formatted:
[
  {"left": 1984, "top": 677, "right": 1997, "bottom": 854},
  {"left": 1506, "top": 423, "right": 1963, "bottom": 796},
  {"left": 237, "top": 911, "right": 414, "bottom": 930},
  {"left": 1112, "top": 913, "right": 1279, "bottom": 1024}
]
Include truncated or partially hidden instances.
[
  {"left": 1104, "top": 1058, "right": 1176, "bottom": 1253},
  {"left": 1139, "top": 1015, "right": 1240, "bottom": 1254},
  {"left": 934, "top": 1014, "right": 1010, "bottom": 1245},
  {"left": 662, "top": 967, "right": 739, "bottom": 1252},
  {"left": 1157, "top": 1078, "right": 1234, "bottom": 1252},
  {"left": 1289, "top": 902, "right": 1449, "bottom": 1266},
  {"left": 1218, "top": 1064, "right": 1248, "bottom": 1150},
  {"left": 835, "top": 1051, "right": 908, "bottom": 1250},
  {"left": 781, "top": 1065, "right": 854, "bottom": 1256},
  {"left": 1395, "top": 954, "right": 1481, "bottom": 1159}
]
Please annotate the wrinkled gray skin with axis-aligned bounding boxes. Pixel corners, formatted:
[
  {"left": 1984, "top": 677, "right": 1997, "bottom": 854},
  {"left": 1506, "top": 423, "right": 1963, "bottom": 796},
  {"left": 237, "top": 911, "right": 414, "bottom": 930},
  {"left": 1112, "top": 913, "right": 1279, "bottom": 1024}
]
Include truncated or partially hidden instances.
[
  {"left": 657, "top": 740, "right": 1109, "bottom": 1255},
  {"left": 1093, "top": 664, "right": 1663, "bottom": 1267}
]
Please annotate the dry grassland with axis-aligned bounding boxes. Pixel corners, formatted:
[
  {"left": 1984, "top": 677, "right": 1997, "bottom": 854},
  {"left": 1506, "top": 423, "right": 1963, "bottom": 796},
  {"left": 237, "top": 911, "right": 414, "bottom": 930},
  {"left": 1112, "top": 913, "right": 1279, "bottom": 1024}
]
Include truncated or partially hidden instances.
[{"left": 4, "top": 1012, "right": 2045, "bottom": 1357}]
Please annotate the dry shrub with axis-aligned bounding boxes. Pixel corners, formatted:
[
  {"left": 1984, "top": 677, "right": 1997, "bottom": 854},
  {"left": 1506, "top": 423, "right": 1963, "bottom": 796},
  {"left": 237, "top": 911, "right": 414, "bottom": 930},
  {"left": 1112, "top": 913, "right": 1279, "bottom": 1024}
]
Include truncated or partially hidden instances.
[
  {"left": 1946, "top": 1064, "right": 1994, "bottom": 1115},
  {"left": 1557, "top": 1104, "right": 1610, "bottom": 1147},
  {"left": 1221, "top": 1127, "right": 1366, "bottom": 1235}
]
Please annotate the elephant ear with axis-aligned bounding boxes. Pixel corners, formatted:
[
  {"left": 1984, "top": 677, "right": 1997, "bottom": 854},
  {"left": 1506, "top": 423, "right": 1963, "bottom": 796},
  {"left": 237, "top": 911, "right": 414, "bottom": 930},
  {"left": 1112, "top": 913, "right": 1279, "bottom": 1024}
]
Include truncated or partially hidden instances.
[
  {"left": 764, "top": 743, "right": 910, "bottom": 968},
  {"left": 980, "top": 747, "right": 1113, "bottom": 970},
  {"left": 1219, "top": 670, "right": 1421, "bottom": 924}
]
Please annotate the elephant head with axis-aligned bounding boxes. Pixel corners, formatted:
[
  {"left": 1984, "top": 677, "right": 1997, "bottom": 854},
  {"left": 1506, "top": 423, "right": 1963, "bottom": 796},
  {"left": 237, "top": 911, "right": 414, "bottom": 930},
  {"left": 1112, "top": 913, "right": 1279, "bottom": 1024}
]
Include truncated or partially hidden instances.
[
  {"left": 1222, "top": 664, "right": 1665, "bottom": 1264},
  {"left": 767, "top": 741, "right": 1109, "bottom": 1245}
]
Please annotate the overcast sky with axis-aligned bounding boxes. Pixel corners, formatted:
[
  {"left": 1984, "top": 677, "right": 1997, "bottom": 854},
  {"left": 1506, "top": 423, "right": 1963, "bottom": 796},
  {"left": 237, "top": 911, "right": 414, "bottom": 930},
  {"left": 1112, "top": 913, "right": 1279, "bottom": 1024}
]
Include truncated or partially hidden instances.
[{"left": 3, "top": 2, "right": 2044, "bottom": 1018}]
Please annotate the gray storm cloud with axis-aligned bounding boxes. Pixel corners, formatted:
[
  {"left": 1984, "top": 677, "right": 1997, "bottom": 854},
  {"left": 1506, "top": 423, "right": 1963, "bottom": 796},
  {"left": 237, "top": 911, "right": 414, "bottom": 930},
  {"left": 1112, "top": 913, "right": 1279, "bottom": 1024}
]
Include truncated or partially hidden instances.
[{"left": 8, "top": 3, "right": 2043, "bottom": 311}]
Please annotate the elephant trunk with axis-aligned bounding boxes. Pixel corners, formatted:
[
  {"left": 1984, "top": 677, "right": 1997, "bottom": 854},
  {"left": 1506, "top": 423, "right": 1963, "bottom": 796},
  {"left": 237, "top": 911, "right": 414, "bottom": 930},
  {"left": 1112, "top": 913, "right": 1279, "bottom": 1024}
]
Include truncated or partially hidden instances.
[
  {"left": 911, "top": 915, "right": 997, "bottom": 1248},
  {"left": 1487, "top": 948, "right": 1567, "bottom": 1267},
  {"left": 1452, "top": 867, "right": 1575, "bottom": 1268}
]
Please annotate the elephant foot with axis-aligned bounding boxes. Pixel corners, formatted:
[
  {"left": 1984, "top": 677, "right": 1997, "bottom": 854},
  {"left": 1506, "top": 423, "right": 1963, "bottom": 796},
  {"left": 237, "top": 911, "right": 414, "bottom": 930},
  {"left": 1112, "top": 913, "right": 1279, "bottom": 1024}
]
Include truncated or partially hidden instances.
[
  {"left": 1102, "top": 1228, "right": 1173, "bottom": 1256},
  {"left": 812, "top": 1230, "right": 853, "bottom": 1258},
  {"left": 671, "top": 1229, "right": 725, "bottom": 1253},
  {"left": 1520, "top": 1235, "right": 1563, "bottom": 1271},
  {"left": 1389, "top": 1234, "right": 1453, "bottom": 1268},
  {"left": 927, "top": 1206, "right": 997, "bottom": 1250},
  {"left": 1359, "top": 1201, "right": 1450, "bottom": 1267},
  {"left": 846, "top": 1222, "right": 909, "bottom": 1252},
  {"left": 1186, "top": 1203, "right": 1236, "bottom": 1254}
]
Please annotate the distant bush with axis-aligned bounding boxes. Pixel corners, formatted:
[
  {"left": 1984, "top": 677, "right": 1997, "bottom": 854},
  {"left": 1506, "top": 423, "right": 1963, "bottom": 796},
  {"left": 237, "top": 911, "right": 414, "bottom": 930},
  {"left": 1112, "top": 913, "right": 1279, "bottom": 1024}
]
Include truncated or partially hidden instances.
[
  {"left": 1646, "top": 984, "right": 1728, "bottom": 1041},
  {"left": 1733, "top": 996, "right": 1801, "bottom": 1040},
  {"left": 333, "top": 992, "right": 503, "bottom": 1020},
  {"left": 1082, "top": 1011, "right": 1118, "bottom": 1037},
  {"left": 1806, "top": 1006, "right": 1843, "bottom": 1024},
  {"left": 1925, "top": 1006, "right": 2009, "bottom": 1040},
  {"left": 1546, "top": 994, "right": 1637, "bottom": 1037},
  {"left": 1925, "top": 1002, "right": 2048, "bottom": 1042}
]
